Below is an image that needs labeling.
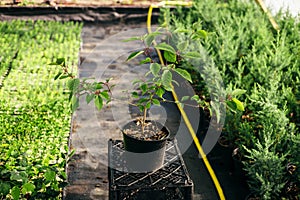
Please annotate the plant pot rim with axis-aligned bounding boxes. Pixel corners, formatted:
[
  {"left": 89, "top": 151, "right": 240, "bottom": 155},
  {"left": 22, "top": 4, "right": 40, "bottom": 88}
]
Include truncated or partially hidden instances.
[
  {"left": 218, "top": 135, "right": 233, "bottom": 148},
  {"left": 121, "top": 119, "right": 170, "bottom": 142},
  {"left": 245, "top": 192, "right": 260, "bottom": 200}
]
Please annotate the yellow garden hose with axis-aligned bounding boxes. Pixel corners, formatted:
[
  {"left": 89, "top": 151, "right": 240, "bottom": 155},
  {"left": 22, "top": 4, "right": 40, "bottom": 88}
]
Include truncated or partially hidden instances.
[
  {"left": 147, "top": 2, "right": 226, "bottom": 200},
  {"left": 254, "top": 0, "right": 279, "bottom": 31}
]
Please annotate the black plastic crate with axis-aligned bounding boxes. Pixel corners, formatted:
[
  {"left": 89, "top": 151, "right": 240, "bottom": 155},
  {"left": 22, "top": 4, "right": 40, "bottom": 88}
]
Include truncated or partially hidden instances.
[{"left": 108, "top": 139, "right": 193, "bottom": 200}]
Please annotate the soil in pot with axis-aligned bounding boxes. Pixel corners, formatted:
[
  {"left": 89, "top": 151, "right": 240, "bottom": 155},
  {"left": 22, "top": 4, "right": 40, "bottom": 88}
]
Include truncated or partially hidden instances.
[{"left": 121, "top": 120, "right": 170, "bottom": 173}]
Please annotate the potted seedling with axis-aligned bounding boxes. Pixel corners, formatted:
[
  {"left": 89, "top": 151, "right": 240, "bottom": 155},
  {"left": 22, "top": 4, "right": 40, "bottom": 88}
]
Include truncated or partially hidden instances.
[
  {"left": 51, "top": 29, "right": 244, "bottom": 172},
  {"left": 51, "top": 30, "right": 199, "bottom": 172}
]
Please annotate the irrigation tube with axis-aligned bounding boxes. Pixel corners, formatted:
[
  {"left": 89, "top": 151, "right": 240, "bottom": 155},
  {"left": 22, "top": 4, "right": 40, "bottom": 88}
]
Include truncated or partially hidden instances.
[
  {"left": 254, "top": 0, "right": 280, "bottom": 31},
  {"left": 147, "top": 2, "right": 226, "bottom": 200}
]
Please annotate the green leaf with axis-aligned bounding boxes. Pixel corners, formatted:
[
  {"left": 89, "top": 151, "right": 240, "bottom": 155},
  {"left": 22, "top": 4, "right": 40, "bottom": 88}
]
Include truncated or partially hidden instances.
[
  {"left": 122, "top": 36, "right": 141, "bottom": 42},
  {"left": 60, "top": 171, "right": 67, "bottom": 180},
  {"left": 94, "top": 82, "right": 103, "bottom": 90},
  {"left": 150, "top": 63, "right": 161, "bottom": 77},
  {"left": 145, "top": 34, "right": 155, "bottom": 47},
  {"left": 181, "top": 96, "right": 190, "bottom": 102},
  {"left": 232, "top": 98, "right": 245, "bottom": 111},
  {"left": 192, "top": 22, "right": 201, "bottom": 29},
  {"left": 174, "top": 68, "right": 192, "bottom": 83},
  {"left": 177, "top": 41, "right": 188, "bottom": 51},
  {"left": 68, "top": 91, "right": 73, "bottom": 101},
  {"left": 132, "top": 79, "right": 142, "bottom": 85},
  {"left": 132, "top": 91, "right": 139, "bottom": 98},
  {"left": 42, "top": 155, "right": 50, "bottom": 166},
  {"left": 146, "top": 101, "right": 151, "bottom": 109},
  {"left": 173, "top": 79, "right": 181, "bottom": 87},
  {"left": 140, "top": 57, "right": 151, "bottom": 64},
  {"left": 21, "top": 183, "right": 35, "bottom": 195},
  {"left": 45, "top": 170, "right": 56, "bottom": 181},
  {"left": 48, "top": 62, "right": 58, "bottom": 65},
  {"left": 174, "top": 28, "right": 190, "bottom": 33},
  {"left": 138, "top": 105, "right": 144, "bottom": 112},
  {"left": 100, "top": 91, "right": 110, "bottom": 100},
  {"left": 126, "top": 51, "right": 144, "bottom": 61},
  {"left": 86, "top": 93, "right": 95, "bottom": 104},
  {"left": 231, "top": 89, "right": 247, "bottom": 97},
  {"left": 162, "top": 70, "right": 172, "bottom": 91},
  {"left": 56, "top": 58, "right": 65, "bottom": 65},
  {"left": 140, "top": 84, "right": 147, "bottom": 94},
  {"left": 184, "top": 51, "right": 201, "bottom": 59},
  {"left": 95, "top": 95, "right": 103, "bottom": 110},
  {"left": 144, "top": 32, "right": 161, "bottom": 46},
  {"left": 10, "top": 171, "right": 28, "bottom": 183},
  {"left": 67, "top": 78, "right": 80, "bottom": 92},
  {"left": 179, "top": 102, "right": 184, "bottom": 109},
  {"left": 226, "top": 100, "right": 237, "bottom": 112},
  {"left": 106, "top": 78, "right": 112, "bottom": 83},
  {"left": 0, "top": 182, "right": 11, "bottom": 196},
  {"left": 148, "top": 85, "right": 156, "bottom": 90},
  {"left": 49, "top": 57, "right": 65, "bottom": 65},
  {"left": 156, "top": 87, "right": 164, "bottom": 98},
  {"left": 191, "top": 95, "right": 200, "bottom": 102},
  {"left": 152, "top": 99, "right": 160, "bottom": 105},
  {"left": 164, "top": 51, "right": 177, "bottom": 63},
  {"left": 11, "top": 186, "right": 20, "bottom": 200},
  {"left": 195, "top": 30, "right": 207, "bottom": 39},
  {"left": 138, "top": 98, "right": 148, "bottom": 104},
  {"left": 54, "top": 71, "right": 62, "bottom": 80},
  {"left": 68, "top": 149, "right": 76, "bottom": 160},
  {"left": 59, "top": 75, "right": 70, "bottom": 79},
  {"left": 71, "top": 96, "right": 79, "bottom": 112},
  {"left": 155, "top": 43, "right": 176, "bottom": 54},
  {"left": 145, "top": 70, "right": 151, "bottom": 77}
]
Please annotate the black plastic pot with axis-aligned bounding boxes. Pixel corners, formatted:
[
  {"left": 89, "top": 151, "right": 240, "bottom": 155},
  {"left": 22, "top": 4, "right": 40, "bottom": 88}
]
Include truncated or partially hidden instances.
[
  {"left": 212, "top": 135, "right": 235, "bottom": 172},
  {"left": 232, "top": 148, "right": 247, "bottom": 179},
  {"left": 245, "top": 193, "right": 260, "bottom": 200},
  {"left": 122, "top": 120, "right": 170, "bottom": 173}
]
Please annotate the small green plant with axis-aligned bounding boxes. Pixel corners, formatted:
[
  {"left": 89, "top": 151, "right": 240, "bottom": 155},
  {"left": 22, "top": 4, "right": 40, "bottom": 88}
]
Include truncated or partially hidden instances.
[
  {"left": 53, "top": 28, "right": 245, "bottom": 138},
  {"left": 52, "top": 30, "right": 197, "bottom": 136},
  {"left": 243, "top": 135, "right": 287, "bottom": 199},
  {"left": 50, "top": 57, "right": 113, "bottom": 112}
]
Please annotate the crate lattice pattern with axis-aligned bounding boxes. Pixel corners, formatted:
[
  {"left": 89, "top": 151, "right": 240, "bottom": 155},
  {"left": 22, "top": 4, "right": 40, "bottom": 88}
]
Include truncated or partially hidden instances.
[{"left": 108, "top": 139, "right": 193, "bottom": 200}]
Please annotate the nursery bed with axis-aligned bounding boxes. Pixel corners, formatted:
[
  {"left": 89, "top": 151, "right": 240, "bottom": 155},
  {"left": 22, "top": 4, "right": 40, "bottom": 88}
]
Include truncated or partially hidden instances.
[
  {"left": 0, "top": 20, "right": 82, "bottom": 199},
  {"left": 2, "top": 1, "right": 299, "bottom": 199},
  {"left": 0, "top": 7, "right": 250, "bottom": 200}
]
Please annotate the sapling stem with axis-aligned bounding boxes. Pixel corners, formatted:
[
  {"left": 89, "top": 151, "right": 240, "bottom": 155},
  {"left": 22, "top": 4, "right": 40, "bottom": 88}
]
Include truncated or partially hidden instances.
[{"left": 142, "top": 107, "right": 147, "bottom": 135}]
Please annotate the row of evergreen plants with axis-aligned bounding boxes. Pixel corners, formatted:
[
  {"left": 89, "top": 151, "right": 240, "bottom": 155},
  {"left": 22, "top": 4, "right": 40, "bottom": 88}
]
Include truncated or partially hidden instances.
[{"left": 160, "top": 0, "right": 299, "bottom": 198}]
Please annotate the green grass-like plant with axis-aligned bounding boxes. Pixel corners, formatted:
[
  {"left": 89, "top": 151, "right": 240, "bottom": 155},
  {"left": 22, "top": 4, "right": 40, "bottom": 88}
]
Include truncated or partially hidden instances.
[{"left": 0, "top": 20, "right": 82, "bottom": 199}]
